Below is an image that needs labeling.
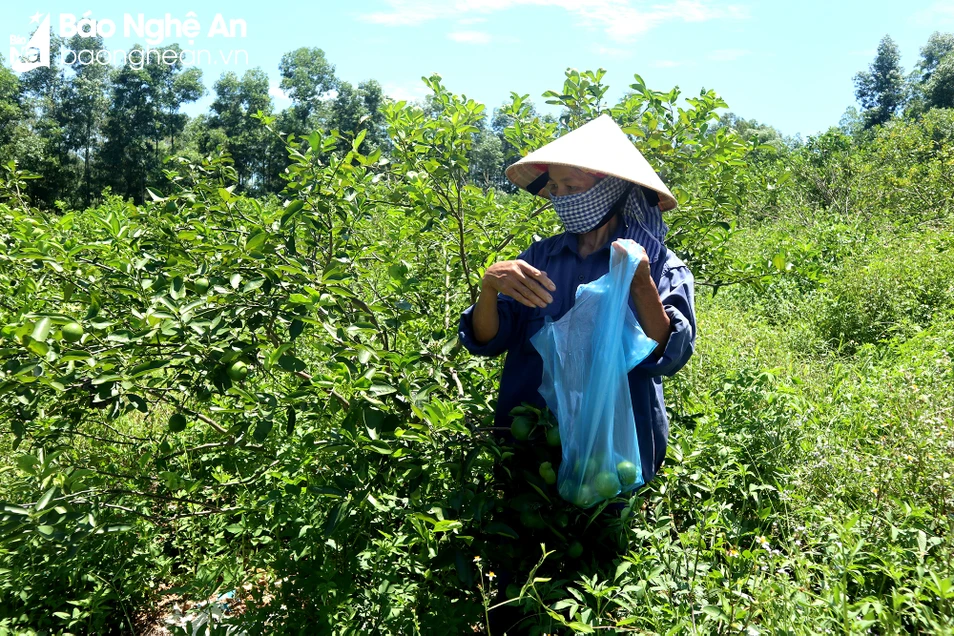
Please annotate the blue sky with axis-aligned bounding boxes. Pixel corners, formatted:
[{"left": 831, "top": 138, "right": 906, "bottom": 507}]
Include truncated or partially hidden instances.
[{"left": 4, "top": 1, "right": 954, "bottom": 137}]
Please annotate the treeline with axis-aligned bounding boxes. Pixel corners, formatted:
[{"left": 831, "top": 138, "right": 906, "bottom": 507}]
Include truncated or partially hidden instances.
[
  {"left": 1, "top": 28, "right": 953, "bottom": 210},
  {"left": 853, "top": 31, "right": 954, "bottom": 128},
  {"left": 0, "top": 35, "right": 528, "bottom": 209}
]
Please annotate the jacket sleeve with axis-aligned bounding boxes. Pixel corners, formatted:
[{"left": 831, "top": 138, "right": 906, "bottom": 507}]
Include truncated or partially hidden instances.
[
  {"left": 457, "top": 244, "right": 536, "bottom": 358},
  {"left": 629, "top": 259, "right": 696, "bottom": 378},
  {"left": 458, "top": 293, "right": 521, "bottom": 358}
]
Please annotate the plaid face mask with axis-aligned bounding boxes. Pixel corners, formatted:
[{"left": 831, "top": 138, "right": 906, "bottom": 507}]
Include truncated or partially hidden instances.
[
  {"left": 550, "top": 175, "right": 669, "bottom": 264},
  {"left": 549, "top": 175, "right": 630, "bottom": 234}
]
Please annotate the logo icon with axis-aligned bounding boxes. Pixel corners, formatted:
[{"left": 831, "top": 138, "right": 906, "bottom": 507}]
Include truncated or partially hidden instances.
[{"left": 9, "top": 12, "right": 51, "bottom": 73}]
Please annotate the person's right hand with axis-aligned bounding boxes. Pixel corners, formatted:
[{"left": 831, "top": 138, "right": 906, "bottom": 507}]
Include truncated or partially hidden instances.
[{"left": 482, "top": 260, "right": 557, "bottom": 308}]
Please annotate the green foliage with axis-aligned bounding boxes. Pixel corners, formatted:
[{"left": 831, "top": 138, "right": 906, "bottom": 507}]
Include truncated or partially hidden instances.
[
  {"left": 813, "top": 232, "right": 954, "bottom": 351},
  {"left": 205, "top": 68, "right": 279, "bottom": 195},
  {"left": 502, "top": 68, "right": 781, "bottom": 286},
  {"left": 278, "top": 47, "right": 338, "bottom": 131},
  {"left": 1, "top": 64, "right": 954, "bottom": 635},
  {"left": 855, "top": 35, "right": 906, "bottom": 129},
  {"left": 908, "top": 31, "right": 954, "bottom": 115}
]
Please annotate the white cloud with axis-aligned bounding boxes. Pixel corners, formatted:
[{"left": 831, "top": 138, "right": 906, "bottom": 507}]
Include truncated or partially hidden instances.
[
  {"left": 595, "top": 45, "right": 633, "bottom": 58},
  {"left": 448, "top": 30, "right": 493, "bottom": 43},
  {"left": 707, "top": 48, "right": 749, "bottom": 61},
  {"left": 382, "top": 80, "right": 432, "bottom": 103},
  {"left": 457, "top": 16, "right": 489, "bottom": 24},
  {"left": 361, "top": 0, "right": 749, "bottom": 42},
  {"left": 912, "top": 1, "right": 954, "bottom": 26},
  {"left": 269, "top": 82, "right": 289, "bottom": 101}
]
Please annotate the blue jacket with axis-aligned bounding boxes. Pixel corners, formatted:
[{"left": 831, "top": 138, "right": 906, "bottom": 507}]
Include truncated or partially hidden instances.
[{"left": 458, "top": 216, "right": 696, "bottom": 484}]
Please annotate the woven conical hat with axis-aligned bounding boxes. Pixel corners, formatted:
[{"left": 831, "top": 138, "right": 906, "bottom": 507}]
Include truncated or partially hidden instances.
[{"left": 505, "top": 113, "right": 677, "bottom": 212}]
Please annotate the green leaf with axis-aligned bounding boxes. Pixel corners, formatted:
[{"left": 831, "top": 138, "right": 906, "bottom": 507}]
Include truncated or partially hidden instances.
[
  {"left": 128, "top": 359, "right": 169, "bottom": 378},
  {"left": 387, "top": 263, "right": 407, "bottom": 282},
  {"left": 281, "top": 200, "right": 305, "bottom": 228},
  {"left": 246, "top": 230, "right": 268, "bottom": 252},
  {"left": 105, "top": 524, "right": 132, "bottom": 532},
  {"left": 252, "top": 419, "right": 274, "bottom": 442},
  {"left": 35, "top": 487, "right": 56, "bottom": 511},
  {"left": 290, "top": 318, "right": 304, "bottom": 340},
  {"left": 369, "top": 384, "right": 396, "bottom": 396},
  {"left": 484, "top": 521, "right": 519, "bottom": 539},
  {"left": 15, "top": 455, "right": 39, "bottom": 475},
  {"left": 702, "top": 605, "right": 729, "bottom": 621},
  {"left": 26, "top": 339, "right": 49, "bottom": 357},
  {"left": 324, "top": 503, "right": 344, "bottom": 537},
  {"left": 3, "top": 504, "right": 30, "bottom": 515},
  {"left": 455, "top": 549, "right": 473, "bottom": 586},
  {"left": 278, "top": 355, "right": 306, "bottom": 372},
  {"left": 30, "top": 317, "right": 53, "bottom": 341},
  {"left": 565, "top": 622, "right": 595, "bottom": 633}
]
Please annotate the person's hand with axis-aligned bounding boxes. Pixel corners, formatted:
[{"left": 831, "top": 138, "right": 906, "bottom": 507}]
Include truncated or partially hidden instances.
[
  {"left": 611, "top": 240, "right": 651, "bottom": 291},
  {"left": 482, "top": 260, "right": 557, "bottom": 308}
]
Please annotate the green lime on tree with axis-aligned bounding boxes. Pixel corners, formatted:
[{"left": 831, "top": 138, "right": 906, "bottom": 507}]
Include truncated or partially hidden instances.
[
  {"left": 546, "top": 425, "right": 561, "bottom": 447},
  {"left": 194, "top": 277, "right": 210, "bottom": 294},
  {"left": 227, "top": 360, "right": 249, "bottom": 382},
  {"left": 510, "top": 416, "right": 533, "bottom": 441},
  {"left": 520, "top": 510, "right": 545, "bottom": 529},
  {"left": 168, "top": 413, "right": 187, "bottom": 433},
  {"left": 567, "top": 541, "right": 584, "bottom": 558},
  {"left": 538, "top": 461, "right": 557, "bottom": 485},
  {"left": 61, "top": 321, "right": 84, "bottom": 343},
  {"left": 617, "top": 460, "right": 639, "bottom": 486}
]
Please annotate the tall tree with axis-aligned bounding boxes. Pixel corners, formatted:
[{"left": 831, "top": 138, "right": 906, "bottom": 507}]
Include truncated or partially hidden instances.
[
  {"left": 98, "top": 45, "right": 203, "bottom": 202},
  {"left": 924, "top": 56, "right": 954, "bottom": 110},
  {"left": 207, "top": 68, "right": 275, "bottom": 193},
  {"left": 61, "top": 34, "right": 110, "bottom": 208},
  {"left": 469, "top": 129, "right": 504, "bottom": 192},
  {"left": 916, "top": 32, "right": 954, "bottom": 83},
  {"left": 358, "top": 79, "right": 387, "bottom": 151},
  {"left": 99, "top": 62, "right": 154, "bottom": 202},
  {"left": 0, "top": 55, "right": 24, "bottom": 165},
  {"left": 17, "top": 33, "right": 77, "bottom": 206},
  {"left": 918, "top": 32, "right": 954, "bottom": 110},
  {"left": 329, "top": 79, "right": 387, "bottom": 153},
  {"left": 854, "top": 35, "right": 905, "bottom": 129},
  {"left": 142, "top": 44, "right": 204, "bottom": 162},
  {"left": 278, "top": 47, "right": 337, "bottom": 134}
]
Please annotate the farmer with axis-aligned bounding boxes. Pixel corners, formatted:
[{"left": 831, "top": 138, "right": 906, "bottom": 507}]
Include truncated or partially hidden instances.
[{"left": 458, "top": 113, "right": 696, "bottom": 487}]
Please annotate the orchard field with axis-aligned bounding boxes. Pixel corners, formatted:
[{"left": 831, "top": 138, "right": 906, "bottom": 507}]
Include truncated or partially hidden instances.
[{"left": 1, "top": 60, "right": 954, "bottom": 634}]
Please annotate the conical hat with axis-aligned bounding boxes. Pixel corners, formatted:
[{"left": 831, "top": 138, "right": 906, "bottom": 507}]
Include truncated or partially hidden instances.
[{"left": 505, "top": 113, "right": 677, "bottom": 212}]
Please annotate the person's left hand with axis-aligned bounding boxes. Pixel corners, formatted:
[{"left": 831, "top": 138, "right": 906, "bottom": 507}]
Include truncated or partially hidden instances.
[{"left": 611, "top": 240, "right": 651, "bottom": 290}]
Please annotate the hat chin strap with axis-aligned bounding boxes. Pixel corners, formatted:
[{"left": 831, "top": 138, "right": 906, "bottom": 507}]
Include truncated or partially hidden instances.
[
  {"left": 527, "top": 170, "right": 550, "bottom": 196},
  {"left": 527, "top": 170, "right": 660, "bottom": 209}
]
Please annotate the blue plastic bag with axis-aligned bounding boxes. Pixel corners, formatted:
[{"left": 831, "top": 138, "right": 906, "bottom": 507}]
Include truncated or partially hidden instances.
[{"left": 530, "top": 239, "right": 658, "bottom": 508}]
